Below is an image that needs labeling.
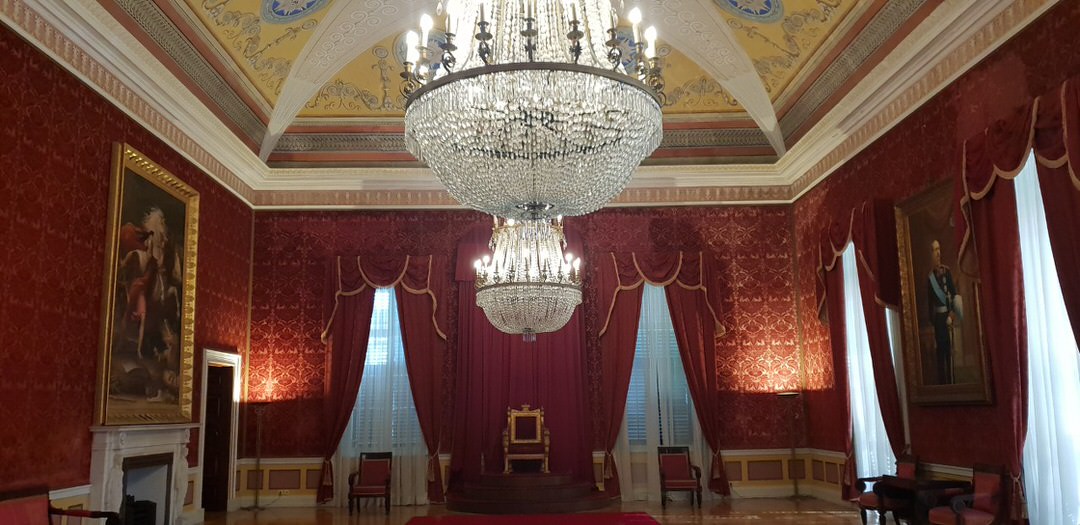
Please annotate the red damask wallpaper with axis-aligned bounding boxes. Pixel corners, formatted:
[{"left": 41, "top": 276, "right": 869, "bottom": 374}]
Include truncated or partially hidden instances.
[
  {"left": 0, "top": 26, "right": 252, "bottom": 490},
  {"left": 795, "top": 0, "right": 1080, "bottom": 462},
  {"left": 250, "top": 206, "right": 801, "bottom": 457}
]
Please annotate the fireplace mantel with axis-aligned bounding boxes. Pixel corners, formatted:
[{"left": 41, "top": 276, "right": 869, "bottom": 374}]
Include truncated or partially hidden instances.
[{"left": 90, "top": 423, "right": 197, "bottom": 525}]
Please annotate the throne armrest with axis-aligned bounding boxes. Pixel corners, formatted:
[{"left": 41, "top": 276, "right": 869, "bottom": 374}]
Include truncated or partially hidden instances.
[
  {"left": 348, "top": 472, "right": 359, "bottom": 487},
  {"left": 690, "top": 465, "right": 702, "bottom": 481}
]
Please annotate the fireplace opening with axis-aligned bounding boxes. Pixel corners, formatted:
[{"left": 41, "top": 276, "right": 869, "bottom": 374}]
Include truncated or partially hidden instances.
[{"left": 122, "top": 453, "right": 173, "bottom": 525}]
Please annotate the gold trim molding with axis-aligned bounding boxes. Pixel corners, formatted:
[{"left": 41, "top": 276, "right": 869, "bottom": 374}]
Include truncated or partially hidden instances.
[{"left": 0, "top": 0, "right": 1059, "bottom": 208}]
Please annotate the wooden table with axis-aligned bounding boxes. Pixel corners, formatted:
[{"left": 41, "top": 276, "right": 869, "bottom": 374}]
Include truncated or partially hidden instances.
[{"left": 872, "top": 475, "right": 971, "bottom": 524}]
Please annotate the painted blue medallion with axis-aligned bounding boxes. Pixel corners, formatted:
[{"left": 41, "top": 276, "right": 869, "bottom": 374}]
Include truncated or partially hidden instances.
[
  {"left": 261, "top": 0, "right": 329, "bottom": 24},
  {"left": 715, "top": 0, "right": 784, "bottom": 23}
]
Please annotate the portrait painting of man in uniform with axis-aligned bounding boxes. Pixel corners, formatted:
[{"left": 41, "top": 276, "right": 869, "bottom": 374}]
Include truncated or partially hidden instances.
[
  {"left": 896, "top": 181, "right": 992, "bottom": 404},
  {"left": 96, "top": 144, "right": 199, "bottom": 425}
]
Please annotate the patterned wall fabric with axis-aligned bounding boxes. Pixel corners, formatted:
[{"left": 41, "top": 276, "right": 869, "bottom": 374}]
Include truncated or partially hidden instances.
[
  {"left": 794, "top": 0, "right": 1080, "bottom": 461},
  {"left": 250, "top": 206, "right": 801, "bottom": 455},
  {"left": 0, "top": 26, "right": 253, "bottom": 490}
]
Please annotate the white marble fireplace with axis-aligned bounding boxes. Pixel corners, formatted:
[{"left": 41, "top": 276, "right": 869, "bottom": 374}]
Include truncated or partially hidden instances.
[{"left": 90, "top": 424, "right": 196, "bottom": 525}]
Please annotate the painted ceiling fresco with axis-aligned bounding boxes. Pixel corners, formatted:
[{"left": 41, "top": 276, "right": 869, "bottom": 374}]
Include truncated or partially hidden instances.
[{"left": 131, "top": 0, "right": 928, "bottom": 165}]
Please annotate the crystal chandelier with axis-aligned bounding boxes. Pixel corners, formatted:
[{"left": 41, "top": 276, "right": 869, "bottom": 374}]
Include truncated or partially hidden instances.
[
  {"left": 474, "top": 217, "right": 582, "bottom": 341},
  {"left": 402, "top": 0, "right": 666, "bottom": 220}
]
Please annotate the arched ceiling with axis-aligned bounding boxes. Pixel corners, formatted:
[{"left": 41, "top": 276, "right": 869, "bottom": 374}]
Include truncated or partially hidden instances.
[
  {"left": 140, "top": 0, "right": 914, "bottom": 168},
  {"left": 34, "top": 0, "right": 1048, "bottom": 209}
]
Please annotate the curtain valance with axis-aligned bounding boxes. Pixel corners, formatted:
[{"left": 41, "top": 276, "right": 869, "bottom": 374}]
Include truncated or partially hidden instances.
[
  {"left": 597, "top": 252, "right": 724, "bottom": 338},
  {"left": 322, "top": 255, "right": 448, "bottom": 342}
]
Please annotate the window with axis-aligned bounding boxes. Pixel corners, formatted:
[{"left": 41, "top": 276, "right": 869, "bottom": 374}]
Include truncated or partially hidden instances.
[
  {"left": 340, "top": 288, "right": 428, "bottom": 506},
  {"left": 616, "top": 284, "right": 706, "bottom": 502},
  {"left": 1015, "top": 154, "right": 1080, "bottom": 524},
  {"left": 841, "top": 244, "right": 897, "bottom": 478},
  {"left": 624, "top": 284, "right": 695, "bottom": 448}
]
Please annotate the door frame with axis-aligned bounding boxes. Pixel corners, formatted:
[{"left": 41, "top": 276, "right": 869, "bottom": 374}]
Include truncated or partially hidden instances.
[{"left": 198, "top": 348, "right": 243, "bottom": 512}]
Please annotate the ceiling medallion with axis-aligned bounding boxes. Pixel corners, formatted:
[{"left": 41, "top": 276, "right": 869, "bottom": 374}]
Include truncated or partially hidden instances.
[
  {"left": 261, "top": 0, "right": 329, "bottom": 24},
  {"left": 715, "top": 0, "right": 784, "bottom": 23},
  {"left": 474, "top": 217, "right": 582, "bottom": 341},
  {"left": 402, "top": 0, "right": 667, "bottom": 220}
]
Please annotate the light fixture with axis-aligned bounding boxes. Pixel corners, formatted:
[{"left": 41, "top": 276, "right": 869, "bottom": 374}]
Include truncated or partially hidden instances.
[
  {"left": 474, "top": 216, "right": 582, "bottom": 341},
  {"left": 403, "top": 1, "right": 666, "bottom": 220}
]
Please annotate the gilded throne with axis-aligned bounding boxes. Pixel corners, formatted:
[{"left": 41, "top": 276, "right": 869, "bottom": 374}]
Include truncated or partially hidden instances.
[{"left": 503, "top": 405, "right": 550, "bottom": 473}]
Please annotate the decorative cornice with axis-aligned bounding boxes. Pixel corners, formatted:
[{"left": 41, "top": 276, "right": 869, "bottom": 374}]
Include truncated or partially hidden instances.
[
  {"left": 0, "top": 0, "right": 1059, "bottom": 208},
  {"left": 0, "top": 0, "right": 260, "bottom": 203},
  {"left": 113, "top": 0, "right": 266, "bottom": 144},
  {"left": 778, "top": 0, "right": 928, "bottom": 138},
  {"left": 785, "top": 0, "right": 1056, "bottom": 201}
]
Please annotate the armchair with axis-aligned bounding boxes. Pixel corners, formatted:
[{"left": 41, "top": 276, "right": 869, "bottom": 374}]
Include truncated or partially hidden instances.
[
  {"left": 503, "top": 405, "right": 550, "bottom": 473},
  {"left": 0, "top": 487, "right": 120, "bottom": 524},
  {"left": 658, "top": 446, "right": 702, "bottom": 509},
  {"left": 347, "top": 452, "right": 392, "bottom": 515},
  {"left": 927, "top": 464, "right": 1006, "bottom": 525},
  {"left": 855, "top": 454, "right": 920, "bottom": 525}
]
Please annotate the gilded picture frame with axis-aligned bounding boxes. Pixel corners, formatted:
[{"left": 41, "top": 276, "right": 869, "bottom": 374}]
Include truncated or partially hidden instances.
[
  {"left": 896, "top": 180, "right": 992, "bottom": 405},
  {"left": 96, "top": 144, "right": 199, "bottom": 425}
]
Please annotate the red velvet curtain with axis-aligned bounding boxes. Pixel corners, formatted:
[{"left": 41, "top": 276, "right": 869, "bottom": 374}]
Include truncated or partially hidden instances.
[
  {"left": 449, "top": 225, "right": 592, "bottom": 486},
  {"left": 816, "top": 201, "right": 906, "bottom": 493},
  {"left": 593, "top": 253, "right": 644, "bottom": 495},
  {"left": 819, "top": 235, "right": 857, "bottom": 500},
  {"left": 1032, "top": 78, "right": 1080, "bottom": 348},
  {"left": 594, "top": 252, "right": 730, "bottom": 495},
  {"left": 957, "top": 102, "right": 1032, "bottom": 520},
  {"left": 852, "top": 201, "right": 906, "bottom": 457},
  {"left": 317, "top": 255, "right": 449, "bottom": 503}
]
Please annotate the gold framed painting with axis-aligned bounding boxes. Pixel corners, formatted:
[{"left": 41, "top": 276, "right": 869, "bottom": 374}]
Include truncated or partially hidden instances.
[
  {"left": 896, "top": 180, "right": 991, "bottom": 405},
  {"left": 96, "top": 143, "right": 199, "bottom": 425}
]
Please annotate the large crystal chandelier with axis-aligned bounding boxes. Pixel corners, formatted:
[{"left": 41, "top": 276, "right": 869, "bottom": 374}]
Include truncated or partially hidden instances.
[
  {"left": 474, "top": 217, "right": 582, "bottom": 340},
  {"left": 403, "top": 0, "right": 666, "bottom": 219}
]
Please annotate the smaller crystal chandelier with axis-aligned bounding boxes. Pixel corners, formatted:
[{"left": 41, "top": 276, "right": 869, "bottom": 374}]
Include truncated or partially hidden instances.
[{"left": 474, "top": 216, "right": 582, "bottom": 341}]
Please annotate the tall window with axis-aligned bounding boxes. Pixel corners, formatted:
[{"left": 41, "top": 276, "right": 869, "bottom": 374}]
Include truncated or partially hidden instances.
[
  {"left": 841, "top": 244, "right": 897, "bottom": 478},
  {"left": 339, "top": 289, "right": 428, "bottom": 506},
  {"left": 1015, "top": 154, "right": 1080, "bottom": 524},
  {"left": 616, "top": 284, "right": 705, "bottom": 502}
]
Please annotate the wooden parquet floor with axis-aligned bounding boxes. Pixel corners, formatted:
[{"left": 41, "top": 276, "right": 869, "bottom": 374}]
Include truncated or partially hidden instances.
[{"left": 203, "top": 497, "right": 869, "bottom": 525}]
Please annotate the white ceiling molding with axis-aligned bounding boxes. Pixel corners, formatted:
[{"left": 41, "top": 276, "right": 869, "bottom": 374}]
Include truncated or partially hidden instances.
[
  {"left": 0, "top": 0, "right": 1059, "bottom": 209},
  {"left": 259, "top": 0, "right": 422, "bottom": 161},
  {"left": 643, "top": 0, "right": 786, "bottom": 155}
]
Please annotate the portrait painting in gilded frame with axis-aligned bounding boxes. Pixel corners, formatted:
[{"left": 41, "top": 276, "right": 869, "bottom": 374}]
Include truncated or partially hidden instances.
[
  {"left": 896, "top": 180, "right": 991, "bottom": 404},
  {"left": 96, "top": 144, "right": 199, "bottom": 425}
]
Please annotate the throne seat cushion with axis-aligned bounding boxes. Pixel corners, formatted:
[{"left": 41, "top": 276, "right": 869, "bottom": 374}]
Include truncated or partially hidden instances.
[
  {"left": 663, "top": 479, "right": 700, "bottom": 490},
  {"left": 350, "top": 485, "right": 388, "bottom": 496},
  {"left": 507, "top": 443, "right": 546, "bottom": 454}
]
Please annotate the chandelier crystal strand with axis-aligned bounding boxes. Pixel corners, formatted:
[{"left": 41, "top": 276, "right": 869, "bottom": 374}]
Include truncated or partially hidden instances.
[
  {"left": 403, "top": 1, "right": 666, "bottom": 220},
  {"left": 474, "top": 217, "right": 583, "bottom": 341}
]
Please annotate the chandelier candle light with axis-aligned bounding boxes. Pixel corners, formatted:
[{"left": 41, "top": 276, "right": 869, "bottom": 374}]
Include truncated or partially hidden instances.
[
  {"left": 474, "top": 216, "right": 582, "bottom": 341},
  {"left": 403, "top": 0, "right": 666, "bottom": 220}
]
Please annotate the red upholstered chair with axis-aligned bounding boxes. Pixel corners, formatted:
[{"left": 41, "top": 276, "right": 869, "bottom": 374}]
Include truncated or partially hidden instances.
[
  {"left": 927, "top": 464, "right": 1006, "bottom": 525},
  {"left": 855, "top": 454, "right": 920, "bottom": 525},
  {"left": 503, "top": 405, "right": 550, "bottom": 473},
  {"left": 348, "top": 452, "right": 392, "bottom": 515},
  {"left": 0, "top": 487, "right": 120, "bottom": 524},
  {"left": 658, "top": 446, "right": 702, "bottom": 509}
]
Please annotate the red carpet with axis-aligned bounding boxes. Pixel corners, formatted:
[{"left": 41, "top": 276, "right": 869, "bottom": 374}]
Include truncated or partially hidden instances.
[{"left": 406, "top": 513, "right": 659, "bottom": 524}]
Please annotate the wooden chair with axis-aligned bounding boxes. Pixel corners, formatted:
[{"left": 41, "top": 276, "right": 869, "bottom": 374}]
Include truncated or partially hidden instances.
[
  {"left": 927, "top": 464, "right": 1006, "bottom": 525},
  {"left": 347, "top": 452, "right": 392, "bottom": 515},
  {"left": 0, "top": 487, "right": 120, "bottom": 524},
  {"left": 503, "top": 405, "right": 550, "bottom": 473},
  {"left": 855, "top": 454, "right": 920, "bottom": 524},
  {"left": 658, "top": 446, "right": 702, "bottom": 509}
]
